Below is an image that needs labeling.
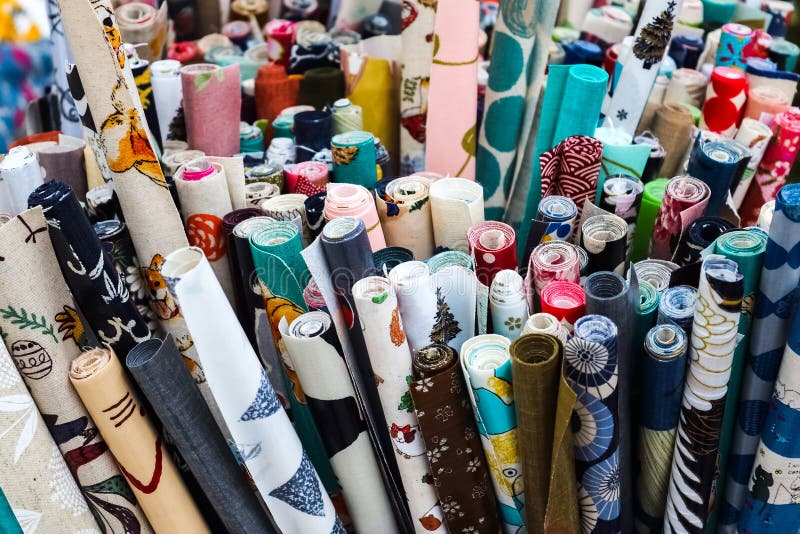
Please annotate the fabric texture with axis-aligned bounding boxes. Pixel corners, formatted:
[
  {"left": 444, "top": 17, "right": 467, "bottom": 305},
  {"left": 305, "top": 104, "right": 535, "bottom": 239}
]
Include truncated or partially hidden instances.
[
  {"left": 429, "top": 178, "right": 485, "bottom": 253},
  {"left": 181, "top": 63, "right": 242, "bottom": 156},
  {"left": 540, "top": 135, "right": 604, "bottom": 220},
  {"left": 650, "top": 176, "right": 710, "bottom": 260},
  {"left": 375, "top": 176, "right": 435, "bottom": 260}
]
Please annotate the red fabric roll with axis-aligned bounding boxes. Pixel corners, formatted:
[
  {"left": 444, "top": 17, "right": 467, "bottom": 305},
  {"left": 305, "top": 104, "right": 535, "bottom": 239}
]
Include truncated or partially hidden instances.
[
  {"left": 540, "top": 280, "right": 586, "bottom": 328},
  {"left": 284, "top": 161, "right": 329, "bottom": 196},
  {"left": 168, "top": 41, "right": 201, "bottom": 63},
  {"left": 699, "top": 66, "right": 748, "bottom": 136},
  {"left": 264, "top": 19, "right": 296, "bottom": 69},
  {"left": 467, "top": 221, "right": 518, "bottom": 286}
]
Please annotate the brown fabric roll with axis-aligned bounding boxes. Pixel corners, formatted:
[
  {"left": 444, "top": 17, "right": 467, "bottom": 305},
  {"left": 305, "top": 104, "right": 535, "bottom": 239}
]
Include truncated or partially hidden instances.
[
  {"left": 27, "top": 134, "right": 88, "bottom": 201},
  {"left": 254, "top": 65, "right": 301, "bottom": 139},
  {"left": 70, "top": 347, "right": 210, "bottom": 533},
  {"left": 510, "top": 333, "right": 579, "bottom": 534},
  {"left": 0, "top": 207, "right": 152, "bottom": 533},
  {"left": 410, "top": 343, "right": 499, "bottom": 533},
  {"left": 651, "top": 103, "right": 695, "bottom": 178}
]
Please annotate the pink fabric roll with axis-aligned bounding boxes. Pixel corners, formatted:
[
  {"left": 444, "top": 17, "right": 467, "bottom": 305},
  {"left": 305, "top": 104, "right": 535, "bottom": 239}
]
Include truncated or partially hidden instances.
[
  {"left": 181, "top": 63, "right": 242, "bottom": 156},
  {"left": 742, "top": 85, "right": 791, "bottom": 122},
  {"left": 423, "top": 0, "right": 480, "bottom": 179},
  {"left": 323, "top": 183, "right": 387, "bottom": 251},
  {"left": 284, "top": 161, "right": 329, "bottom": 195}
]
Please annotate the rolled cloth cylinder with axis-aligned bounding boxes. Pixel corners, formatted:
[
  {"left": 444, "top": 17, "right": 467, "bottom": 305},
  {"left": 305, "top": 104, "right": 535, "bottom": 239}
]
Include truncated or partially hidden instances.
[
  {"left": 742, "top": 85, "right": 790, "bottom": 122},
  {"left": 651, "top": 103, "right": 695, "bottom": 178},
  {"left": 181, "top": 63, "right": 241, "bottom": 156}
]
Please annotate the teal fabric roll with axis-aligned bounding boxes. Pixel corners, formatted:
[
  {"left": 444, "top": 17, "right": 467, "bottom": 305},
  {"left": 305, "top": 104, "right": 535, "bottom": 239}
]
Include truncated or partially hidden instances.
[
  {"left": 331, "top": 131, "right": 377, "bottom": 188},
  {"left": 594, "top": 127, "right": 651, "bottom": 203},
  {"left": 516, "top": 64, "right": 608, "bottom": 258},
  {"left": 0, "top": 486, "right": 21, "bottom": 534}
]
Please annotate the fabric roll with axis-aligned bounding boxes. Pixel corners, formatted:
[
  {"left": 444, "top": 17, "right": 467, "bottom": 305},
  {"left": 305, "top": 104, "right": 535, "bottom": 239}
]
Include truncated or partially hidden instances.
[
  {"left": 668, "top": 34, "right": 704, "bottom": 70},
  {"left": 373, "top": 247, "right": 414, "bottom": 273},
  {"left": 738, "top": 308, "right": 800, "bottom": 531},
  {"left": 427, "top": 250, "right": 474, "bottom": 273},
  {"left": 323, "top": 183, "right": 386, "bottom": 252},
  {"left": 663, "top": 257, "right": 743, "bottom": 532},
  {"left": 298, "top": 67, "right": 346, "bottom": 111},
  {"left": 335, "top": 0, "right": 382, "bottom": 29},
  {"left": 564, "top": 315, "right": 622, "bottom": 532},
  {"left": 510, "top": 333, "right": 579, "bottom": 534},
  {"left": 663, "top": 68, "right": 707, "bottom": 108},
  {"left": 634, "top": 259, "right": 678, "bottom": 293},
  {"left": 332, "top": 99, "right": 364, "bottom": 135},
  {"left": 686, "top": 138, "right": 742, "bottom": 216},
  {"left": 288, "top": 41, "right": 339, "bottom": 76},
  {"left": 732, "top": 118, "right": 773, "bottom": 209},
  {"left": 331, "top": 131, "right": 377, "bottom": 188},
  {"left": 716, "top": 23, "right": 753, "bottom": 70},
  {"left": 477, "top": 0, "right": 537, "bottom": 219},
  {"left": 632, "top": 178, "right": 670, "bottom": 264},
  {"left": 254, "top": 65, "right": 301, "bottom": 139},
  {"left": 515, "top": 64, "right": 608, "bottom": 255},
  {"left": 528, "top": 242, "right": 582, "bottom": 309},
  {"left": 580, "top": 214, "right": 628, "bottom": 275},
  {"left": 162, "top": 147, "right": 205, "bottom": 178},
  {"left": 424, "top": 0, "right": 479, "bottom": 179},
  {"left": 740, "top": 108, "right": 800, "bottom": 226},
  {"left": 489, "top": 270, "right": 529, "bottom": 341},
  {"left": 259, "top": 194, "right": 312, "bottom": 246},
  {"left": 284, "top": 161, "right": 329, "bottom": 196},
  {"left": 540, "top": 280, "right": 585, "bottom": 329},
  {"left": 756, "top": 201, "right": 775, "bottom": 232},
  {"left": 635, "top": 324, "right": 688, "bottom": 531},
  {"left": 246, "top": 182, "right": 280, "bottom": 205},
  {"left": 0, "top": 340, "right": 101, "bottom": 533},
  {"left": 27, "top": 134, "right": 88, "bottom": 201},
  {"left": 181, "top": 63, "right": 241, "bottom": 156},
  {"left": 340, "top": 36, "right": 401, "bottom": 169},
  {"left": 161, "top": 247, "right": 343, "bottom": 532},
  {"left": 632, "top": 281, "right": 660, "bottom": 404},
  {"left": 375, "top": 176, "right": 435, "bottom": 260},
  {"left": 522, "top": 313, "right": 569, "bottom": 344},
  {"left": 540, "top": 135, "right": 604, "bottom": 220},
  {"left": 468, "top": 222, "right": 518, "bottom": 287},
  {"left": 0, "top": 146, "right": 44, "bottom": 216},
  {"left": 27, "top": 181, "right": 150, "bottom": 356},
  {"left": 130, "top": 58, "right": 161, "bottom": 152},
  {"left": 352, "top": 276, "right": 445, "bottom": 534},
  {"left": 47, "top": 0, "right": 81, "bottom": 138},
  {"left": 398, "top": 0, "right": 435, "bottom": 175},
  {"left": 593, "top": 128, "right": 650, "bottom": 201},
  {"left": 768, "top": 38, "right": 800, "bottom": 71},
  {"left": 264, "top": 19, "right": 295, "bottom": 69},
  {"left": 672, "top": 216, "right": 734, "bottom": 266},
  {"left": 173, "top": 158, "right": 237, "bottom": 303},
  {"left": 460, "top": 335, "right": 524, "bottom": 531},
  {"left": 248, "top": 220, "right": 341, "bottom": 495},
  {"left": 126, "top": 336, "right": 274, "bottom": 533},
  {"left": 657, "top": 285, "right": 698, "bottom": 338},
  {"left": 70, "top": 347, "right": 208, "bottom": 532},
  {"left": 742, "top": 86, "right": 790, "bottom": 122},
  {"left": 294, "top": 110, "right": 333, "bottom": 163},
  {"left": 721, "top": 184, "right": 800, "bottom": 529},
  {"left": 222, "top": 208, "right": 264, "bottom": 324},
  {"left": 598, "top": 174, "right": 645, "bottom": 258},
  {"left": 744, "top": 60, "right": 799, "bottom": 105},
  {"left": 116, "top": 2, "right": 168, "bottom": 63},
  {"left": 650, "top": 176, "right": 710, "bottom": 260},
  {"left": 580, "top": 6, "right": 633, "bottom": 49},
  {"left": 699, "top": 67, "right": 748, "bottom": 137},
  {"left": 536, "top": 195, "right": 578, "bottom": 243},
  {"left": 429, "top": 178, "right": 484, "bottom": 253},
  {"left": 410, "top": 344, "right": 500, "bottom": 533},
  {"left": 635, "top": 134, "right": 666, "bottom": 184},
  {"left": 651, "top": 103, "right": 695, "bottom": 178},
  {"left": 280, "top": 312, "right": 397, "bottom": 534},
  {"left": 705, "top": 229, "right": 767, "bottom": 533},
  {"left": 0, "top": 207, "right": 152, "bottom": 532},
  {"left": 603, "top": 0, "right": 680, "bottom": 135},
  {"left": 305, "top": 192, "right": 327, "bottom": 238}
]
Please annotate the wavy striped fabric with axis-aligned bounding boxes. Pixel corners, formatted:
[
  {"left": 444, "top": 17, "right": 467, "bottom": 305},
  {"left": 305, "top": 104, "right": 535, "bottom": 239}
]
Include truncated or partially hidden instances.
[{"left": 540, "top": 135, "right": 603, "bottom": 217}]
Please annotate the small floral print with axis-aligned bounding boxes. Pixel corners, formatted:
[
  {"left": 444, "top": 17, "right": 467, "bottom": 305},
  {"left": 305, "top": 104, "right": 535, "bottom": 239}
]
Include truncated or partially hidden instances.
[
  {"left": 471, "top": 482, "right": 487, "bottom": 499},
  {"left": 466, "top": 457, "right": 481, "bottom": 473},
  {"left": 435, "top": 405, "right": 454, "bottom": 423},
  {"left": 462, "top": 527, "right": 478, "bottom": 533},
  {"left": 415, "top": 377, "right": 434, "bottom": 392},
  {"left": 504, "top": 316, "right": 522, "bottom": 331},
  {"left": 449, "top": 371, "right": 462, "bottom": 394},
  {"left": 427, "top": 439, "right": 450, "bottom": 463},
  {"left": 464, "top": 425, "right": 475, "bottom": 441},
  {"left": 125, "top": 259, "right": 146, "bottom": 300},
  {"left": 773, "top": 160, "right": 791, "bottom": 180},
  {"left": 441, "top": 498, "right": 463, "bottom": 519}
]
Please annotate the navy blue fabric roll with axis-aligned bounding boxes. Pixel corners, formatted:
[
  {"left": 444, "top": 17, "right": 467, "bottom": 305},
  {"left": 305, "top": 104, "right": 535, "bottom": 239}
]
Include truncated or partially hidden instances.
[
  {"left": 686, "top": 138, "right": 742, "bottom": 217},
  {"left": 562, "top": 40, "right": 603, "bottom": 66},
  {"left": 668, "top": 34, "right": 704, "bottom": 69},
  {"left": 294, "top": 110, "right": 333, "bottom": 162}
]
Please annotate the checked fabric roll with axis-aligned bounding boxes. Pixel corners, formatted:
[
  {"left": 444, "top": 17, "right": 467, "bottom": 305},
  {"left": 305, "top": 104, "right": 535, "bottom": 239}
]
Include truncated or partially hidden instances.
[{"left": 162, "top": 247, "right": 344, "bottom": 533}]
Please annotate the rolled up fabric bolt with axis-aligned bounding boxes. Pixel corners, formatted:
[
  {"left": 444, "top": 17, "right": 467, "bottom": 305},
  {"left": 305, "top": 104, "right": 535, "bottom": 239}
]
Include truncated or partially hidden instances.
[
  {"left": 181, "top": 63, "right": 241, "bottom": 156},
  {"left": 579, "top": 5, "right": 633, "bottom": 50},
  {"left": 332, "top": 98, "right": 363, "bottom": 135},
  {"left": 672, "top": 216, "right": 734, "bottom": 266},
  {"left": 540, "top": 280, "right": 585, "bottom": 330},
  {"left": 427, "top": 250, "right": 474, "bottom": 272},
  {"left": 635, "top": 324, "right": 688, "bottom": 531},
  {"left": 27, "top": 134, "right": 88, "bottom": 201},
  {"left": 248, "top": 162, "right": 285, "bottom": 188},
  {"left": 631, "top": 179, "right": 668, "bottom": 263},
  {"left": 599, "top": 174, "right": 645, "bottom": 259},
  {"left": 699, "top": 66, "right": 748, "bottom": 137},
  {"left": 732, "top": 118, "right": 774, "bottom": 209},
  {"left": 540, "top": 135, "right": 603, "bottom": 219},
  {"left": 468, "top": 222, "right": 518, "bottom": 287},
  {"left": 634, "top": 259, "right": 678, "bottom": 294},
  {"left": 522, "top": 313, "right": 568, "bottom": 344},
  {"left": 740, "top": 108, "right": 800, "bottom": 226},
  {"left": 222, "top": 19, "right": 251, "bottom": 49},
  {"left": 288, "top": 40, "right": 339, "bottom": 75},
  {"left": 259, "top": 193, "right": 312, "bottom": 246},
  {"left": 663, "top": 257, "right": 743, "bottom": 532},
  {"left": 298, "top": 67, "right": 346, "bottom": 111},
  {"left": 579, "top": 213, "right": 628, "bottom": 275},
  {"left": 536, "top": 195, "right": 578, "bottom": 243},
  {"left": 429, "top": 177, "right": 484, "bottom": 253},
  {"left": 280, "top": 311, "right": 398, "bottom": 534},
  {"left": 70, "top": 347, "right": 210, "bottom": 532},
  {"left": 744, "top": 86, "right": 791, "bottom": 127},
  {"left": 266, "top": 139, "right": 295, "bottom": 168},
  {"left": 116, "top": 2, "right": 168, "bottom": 62},
  {"left": 373, "top": 247, "right": 414, "bottom": 273},
  {"left": 716, "top": 23, "right": 753, "bottom": 70},
  {"left": 657, "top": 285, "right": 697, "bottom": 337},
  {"left": 528, "top": 241, "right": 582, "bottom": 311},
  {"left": 460, "top": 335, "right": 525, "bottom": 531},
  {"left": 294, "top": 110, "right": 333, "bottom": 163},
  {"left": 762, "top": 0, "right": 793, "bottom": 38},
  {"left": 490, "top": 269, "right": 529, "bottom": 341},
  {"left": 331, "top": 131, "right": 377, "bottom": 188},
  {"left": 305, "top": 191, "right": 327, "bottom": 237},
  {"left": 744, "top": 58, "right": 798, "bottom": 105},
  {"left": 686, "top": 138, "right": 742, "bottom": 216},
  {"left": 162, "top": 148, "right": 206, "bottom": 177},
  {"left": 323, "top": 183, "right": 386, "bottom": 252},
  {"left": 174, "top": 158, "right": 237, "bottom": 303},
  {"left": 254, "top": 65, "right": 301, "bottom": 139},
  {"left": 126, "top": 336, "right": 275, "bottom": 533},
  {"left": 239, "top": 122, "right": 265, "bottom": 153},
  {"left": 632, "top": 280, "right": 660, "bottom": 389},
  {"left": 564, "top": 314, "right": 622, "bottom": 533},
  {"left": 651, "top": 103, "right": 695, "bottom": 178},
  {"left": 410, "top": 344, "right": 500, "bottom": 533},
  {"left": 562, "top": 40, "right": 603, "bottom": 66},
  {"left": 375, "top": 176, "right": 435, "bottom": 260},
  {"left": 264, "top": 19, "right": 296, "bottom": 69},
  {"left": 757, "top": 200, "right": 775, "bottom": 231},
  {"left": 593, "top": 128, "right": 650, "bottom": 201},
  {"left": 663, "top": 68, "right": 708, "bottom": 108},
  {"left": 388, "top": 261, "right": 436, "bottom": 353},
  {"left": 283, "top": 161, "right": 328, "bottom": 196},
  {"left": 245, "top": 181, "right": 280, "bottom": 205},
  {"left": 668, "top": 34, "right": 705, "bottom": 69},
  {"left": 0, "top": 146, "right": 43, "bottom": 216},
  {"left": 650, "top": 176, "right": 710, "bottom": 260},
  {"left": 637, "top": 74, "right": 670, "bottom": 134},
  {"left": 768, "top": 38, "right": 800, "bottom": 72}
]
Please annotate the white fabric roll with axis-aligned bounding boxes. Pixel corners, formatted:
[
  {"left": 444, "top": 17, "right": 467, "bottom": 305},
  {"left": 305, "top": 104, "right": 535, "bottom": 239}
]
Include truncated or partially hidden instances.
[
  {"left": 207, "top": 156, "right": 247, "bottom": 209},
  {"left": 522, "top": 312, "right": 568, "bottom": 344},
  {"left": 732, "top": 119, "right": 773, "bottom": 209},
  {"left": 664, "top": 68, "right": 707, "bottom": 108},
  {"left": 0, "top": 146, "right": 44, "bottom": 216},
  {"left": 489, "top": 269, "right": 529, "bottom": 341},
  {"left": 429, "top": 178, "right": 484, "bottom": 252},
  {"left": 151, "top": 60, "right": 183, "bottom": 147}
]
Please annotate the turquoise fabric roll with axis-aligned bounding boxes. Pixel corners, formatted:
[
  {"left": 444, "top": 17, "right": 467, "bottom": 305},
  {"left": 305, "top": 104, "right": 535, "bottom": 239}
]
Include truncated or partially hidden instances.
[
  {"left": 0, "top": 486, "right": 21, "bottom": 534},
  {"left": 331, "top": 131, "right": 377, "bottom": 188},
  {"left": 516, "top": 64, "right": 608, "bottom": 259},
  {"left": 593, "top": 127, "right": 651, "bottom": 203}
]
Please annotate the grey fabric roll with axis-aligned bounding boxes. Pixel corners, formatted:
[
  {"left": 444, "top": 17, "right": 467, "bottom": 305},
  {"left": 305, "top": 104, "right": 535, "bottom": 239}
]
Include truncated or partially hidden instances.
[
  {"left": 126, "top": 335, "right": 276, "bottom": 534},
  {"left": 583, "top": 271, "right": 635, "bottom": 533}
]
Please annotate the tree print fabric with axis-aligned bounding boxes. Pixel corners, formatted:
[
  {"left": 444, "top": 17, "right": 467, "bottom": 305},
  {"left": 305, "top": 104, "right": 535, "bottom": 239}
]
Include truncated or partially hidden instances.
[
  {"left": 27, "top": 181, "right": 151, "bottom": 357},
  {"left": 70, "top": 347, "right": 209, "bottom": 532},
  {"left": 663, "top": 258, "right": 743, "bottom": 533},
  {"left": 0, "top": 340, "right": 100, "bottom": 534},
  {"left": 0, "top": 207, "right": 151, "bottom": 533},
  {"left": 410, "top": 344, "right": 500, "bottom": 533},
  {"left": 162, "top": 247, "right": 343, "bottom": 533}
]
